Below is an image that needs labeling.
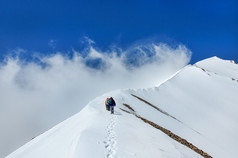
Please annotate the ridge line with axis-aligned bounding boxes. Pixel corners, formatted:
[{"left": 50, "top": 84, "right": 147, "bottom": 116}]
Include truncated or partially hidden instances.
[
  {"left": 120, "top": 105, "right": 212, "bottom": 158},
  {"left": 131, "top": 94, "right": 181, "bottom": 122}
]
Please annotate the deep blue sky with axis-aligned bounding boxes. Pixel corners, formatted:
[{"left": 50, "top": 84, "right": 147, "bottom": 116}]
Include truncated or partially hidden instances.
[{"left": 0, "top": 0, "right": 237, "bottom": 63}]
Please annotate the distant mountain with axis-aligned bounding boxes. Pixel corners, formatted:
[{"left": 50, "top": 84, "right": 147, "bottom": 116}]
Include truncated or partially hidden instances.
[{"left": 6, "top": 57, "right": 238, "bottom": 158}]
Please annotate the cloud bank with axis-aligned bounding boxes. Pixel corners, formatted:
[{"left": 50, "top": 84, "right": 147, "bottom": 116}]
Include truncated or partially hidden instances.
[{"left": 0, "top": 42, "right": 191, "bottom": 157}]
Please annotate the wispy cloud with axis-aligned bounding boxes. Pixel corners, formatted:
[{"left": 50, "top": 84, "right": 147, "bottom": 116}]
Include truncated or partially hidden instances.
[
  {"left": 0, "top": 40, "right": 191, "bottom": 157},
  {"left": 48, "top": 39, "right": 57, "bottom": 49}
]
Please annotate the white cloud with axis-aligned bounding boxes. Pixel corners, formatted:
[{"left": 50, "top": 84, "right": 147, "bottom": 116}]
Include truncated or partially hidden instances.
[
  {"left": 48, "top": 39, "right": 57, "bottom": 49},
  {"left": 81, "top": 36, "right": 96, "bottom": 45},
  {"left": 0, "top": 42, "right": 191, "bottom": 157}
]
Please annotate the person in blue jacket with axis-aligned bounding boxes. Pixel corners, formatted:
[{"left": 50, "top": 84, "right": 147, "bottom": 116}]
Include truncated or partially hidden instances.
[{"left": 105, "top": 97, "right": 116, "bottom": 114}]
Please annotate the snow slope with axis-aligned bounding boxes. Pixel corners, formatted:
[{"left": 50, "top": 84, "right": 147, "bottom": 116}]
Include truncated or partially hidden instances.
[{"left": 6, "top": 57, "right": 238, "bottom": 158}]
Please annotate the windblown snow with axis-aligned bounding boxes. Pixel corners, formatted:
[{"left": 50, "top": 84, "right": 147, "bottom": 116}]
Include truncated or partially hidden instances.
[{"left": 6, "top": 57, "right": 238, "bottom": 158}]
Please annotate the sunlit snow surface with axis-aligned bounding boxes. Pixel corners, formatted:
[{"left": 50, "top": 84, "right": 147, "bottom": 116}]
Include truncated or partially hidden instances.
[{"left": 7, "top": 57, "right": 238, "bottom": 158}]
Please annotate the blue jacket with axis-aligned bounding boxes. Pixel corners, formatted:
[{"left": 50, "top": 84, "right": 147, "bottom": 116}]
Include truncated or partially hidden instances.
[{"left": 107, "top": 98, "right": 116, "bottom": 107}]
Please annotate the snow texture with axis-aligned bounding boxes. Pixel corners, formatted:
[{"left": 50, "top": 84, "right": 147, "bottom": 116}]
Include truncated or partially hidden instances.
[{"left": 6, "top": 57, "right": 238, "bottom": 158}]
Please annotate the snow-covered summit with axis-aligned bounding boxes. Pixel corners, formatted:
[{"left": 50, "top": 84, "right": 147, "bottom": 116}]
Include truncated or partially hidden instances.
[
  {"left": 6, "top": 57, "right": 238, "bottom": 158},
  {"left": 194, "top": 56, "right": 238, "bottom": 80}
]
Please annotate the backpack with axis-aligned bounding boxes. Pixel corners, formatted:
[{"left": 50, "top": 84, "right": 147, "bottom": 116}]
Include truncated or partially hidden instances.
[{"left": 105, "top": 98, "right": 109, "bottom": 106}]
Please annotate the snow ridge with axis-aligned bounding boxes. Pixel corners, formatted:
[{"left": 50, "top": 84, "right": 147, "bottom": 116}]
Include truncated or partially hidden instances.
[
  {"left": 121, "top": 103, "right": 212, "bottom": 158},
  {"left": 5, "top": 57, "right": 238, "bottom": 158}
]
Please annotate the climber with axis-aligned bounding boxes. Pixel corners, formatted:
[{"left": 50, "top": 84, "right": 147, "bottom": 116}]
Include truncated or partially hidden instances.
[{"left": 105, "top": 97, "right": 116, "bottom": 114}]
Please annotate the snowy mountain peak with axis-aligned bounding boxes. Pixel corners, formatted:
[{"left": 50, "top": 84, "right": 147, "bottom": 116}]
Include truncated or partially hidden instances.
[
  {"left": 6, "top": 57, "right": 238, "bottom": 158},
  {"left": 195, "top": 56, "right": 236, "bottom": 68},
  {"left": 194, "top": 56, "right": 238, "bottom": 80}
]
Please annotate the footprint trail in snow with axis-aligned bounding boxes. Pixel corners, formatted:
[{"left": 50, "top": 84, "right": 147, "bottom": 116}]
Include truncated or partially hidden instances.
[{"left": 104, "top": 115, "right": 118, "bottom": 158}]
